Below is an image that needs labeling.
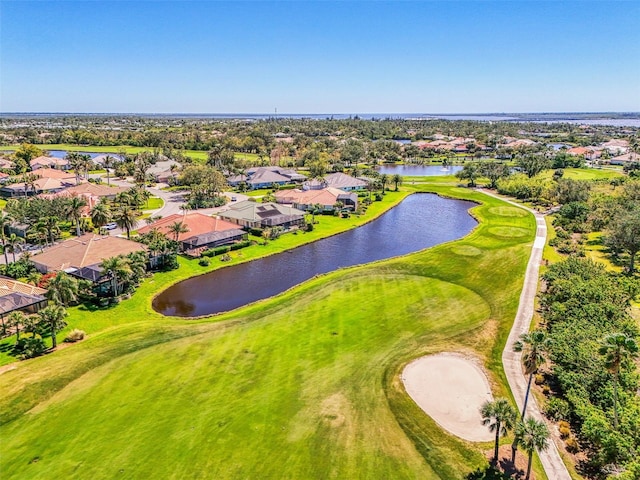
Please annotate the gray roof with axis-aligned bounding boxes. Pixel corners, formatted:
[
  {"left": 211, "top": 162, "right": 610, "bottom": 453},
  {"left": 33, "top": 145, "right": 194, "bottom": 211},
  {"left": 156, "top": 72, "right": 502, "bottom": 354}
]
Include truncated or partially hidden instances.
[
  {"left": 324, "top": 172, "right": 368, "bottom": 189},
  {"left": 220, "top": 201, "right": 305, "bottom": 226},
  {"left": 0, "top": 292, "right": 47, "bottom": 315},
  {"left": 182, "top": 228, "right": 247, "bottom": 248}
]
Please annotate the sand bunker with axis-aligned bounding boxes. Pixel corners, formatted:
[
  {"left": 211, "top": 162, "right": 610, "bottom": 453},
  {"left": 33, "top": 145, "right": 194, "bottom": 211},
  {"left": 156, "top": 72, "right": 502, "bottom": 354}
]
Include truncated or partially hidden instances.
[{"left": 402, "top": 352, "right": 494, "bottom": 442}]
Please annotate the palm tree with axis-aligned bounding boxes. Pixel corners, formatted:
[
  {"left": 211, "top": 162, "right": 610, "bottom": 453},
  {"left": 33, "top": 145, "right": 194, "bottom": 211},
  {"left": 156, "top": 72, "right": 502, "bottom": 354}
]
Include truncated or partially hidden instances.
[
  {"left": 598, "top": 332, "right": 639, "bottom": 429},
  {"left": 38, "top": 304, "right": 68, "bottom": 349},
  {"left": 514, "top": 330, "right": 549, "bottom": 418},
  {"left": 167, "top": 221, "right": 189, "bottom": 242},
  {"left": 100, "top": 255, "right": 132, "bottom": 297},
  {"left": 379, "top": 173, "right": 389, "bottom": 192},
  {"left": 5, "top": 233, "right": 24, "bottom": 263},
  {"left": 46, "top": 271, "right": 79, "bottom": 307},
  {"left": 66, "top": 196, "right": 88, "bottom": 237},
  {"left": 481, "top": 398, "right": 518, "bottom": 464},
  {"left": 66, "top": 152, "right": 84, "bottom": 185},
  {"left": 392, "top": 173, "right": 403, "bottom": 191},
  {"left": 103, "top": 155, "right": 116, "bottom": 185},
  {"left": 0, "top": 211, "right": 13, "bottom": 264},
  {"left": 7, "top": 311, "right": 26, "bottom": 341},
  {"left": 114, "top": 206, "right": 138, "bottom": 239},
  {"left": 42, "top": 215, "right": 60, "bottom": 245},
  {"left": 514, "top": 417, "right": 550, "bottom": 480},
  {"left": 90, "top": 201, "right": 111, "bottom": 230}
]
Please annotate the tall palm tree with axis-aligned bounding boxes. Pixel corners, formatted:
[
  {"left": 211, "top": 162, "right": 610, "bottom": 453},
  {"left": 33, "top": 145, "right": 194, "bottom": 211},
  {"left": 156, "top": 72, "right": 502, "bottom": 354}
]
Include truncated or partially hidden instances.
[
  {"left": 114, "top": 205, "right": 138, "bottom": 239},
  {"left": 100, "top": 255, "right": 132, "bottom": 297},
  {"left": 5, "top": 233, "right": 24, "bottom": 263},
  {"left": 103, "top": 155, "right": 116, "bottom": 185},
  {"left": 514, "top": 330, "right": 549, "bottom": 418},
  {"left": 66, "top": 152, "right": 83, "bottom": 185},
  {"left": 0, "top": 211, "right": 13, "bottom": 264},
  {"left": 392, "top": 173, "right": 403, "bottom": 191},
  {"left": 66, "top": 196, "right": 88, "bottom": 237},
  {"left": 514, "top": 417, "right": 550, "bottom": 480},
  {"left": 7, "top": 311, "right": 26, "bottom": 341},
  {"left": 38, "top": 304, "right": 68, "bottom": 349},
  {"left": 90, "top": 201, "right": 112, "bottom": 230},
  {"left": 167, "top": 221, "right": 189, "bottom": 242},
  {"left": 378, "top": 173, "right": 389, "bottom": 193},
  {"left": 42, "top": 215, "right": 60, "bottom": 245},
  {"left": 46, "top": 271, "right": 79, "bottom": 307},
  {"left": 598, "top": 332, "right": 639, "bottom": 429},
  {"left": 481, "top": 398, "right": 518, "bottom": 464}
]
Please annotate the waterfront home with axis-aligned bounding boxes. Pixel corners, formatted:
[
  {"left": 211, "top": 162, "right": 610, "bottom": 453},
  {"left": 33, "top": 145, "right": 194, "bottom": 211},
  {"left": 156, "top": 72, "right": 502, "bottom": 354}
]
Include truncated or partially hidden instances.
[
  {"left": 314, "top": 172, "right": 367, "bottom": 192},
  {"left": 275, "top": 187, "right": 358, "bottom": 211},
  {"left": 31, "top": 234, "right": 147, "bottom": 285},
  {"left": 29, "top": 156, "right": 70, "bottom": 171},
  {"left": 0, "top": 277, "right": 48, "bottom": 324},
  {"left": 137, "top": 213, "right": 247, "bottom": 256},
  {"left": 218, "top": 200, "right": 305, "bottom": 230},
  {"left": 227, "top": 166, "right": 306, "bottom": 190}
]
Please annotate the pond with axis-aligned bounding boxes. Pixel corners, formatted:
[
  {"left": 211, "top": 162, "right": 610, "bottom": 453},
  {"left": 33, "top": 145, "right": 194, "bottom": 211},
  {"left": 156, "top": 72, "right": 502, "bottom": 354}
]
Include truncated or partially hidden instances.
[
  {"left": 377, "top": 165, "right": 463, "bottom": 176},
  {"left": 153, "top": 194, "right": 477, "bottom": 317}
]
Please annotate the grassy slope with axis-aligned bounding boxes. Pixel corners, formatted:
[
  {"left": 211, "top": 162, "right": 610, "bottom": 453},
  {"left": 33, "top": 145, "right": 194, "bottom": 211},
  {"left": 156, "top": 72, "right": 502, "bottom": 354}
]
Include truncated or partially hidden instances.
[{"left": 0, "top": 185, "right": 539, "bottom": 479}]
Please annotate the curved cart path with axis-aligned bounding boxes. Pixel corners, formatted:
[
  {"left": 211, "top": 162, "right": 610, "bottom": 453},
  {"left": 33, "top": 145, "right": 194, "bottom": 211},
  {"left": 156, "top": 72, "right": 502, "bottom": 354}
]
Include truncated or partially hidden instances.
[{"left": 479, "top": 190, "right": 571, "bottom": 480}]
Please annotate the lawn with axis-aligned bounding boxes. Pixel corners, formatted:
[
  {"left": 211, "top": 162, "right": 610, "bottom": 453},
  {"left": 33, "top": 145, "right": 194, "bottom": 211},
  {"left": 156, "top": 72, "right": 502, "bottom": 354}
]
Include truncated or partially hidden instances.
[
  {"left": 0, "top": 185, "right": 541, "bottom": 479},
  {"left": 539, "top": 167, "right": 624, "bottom": 181}
]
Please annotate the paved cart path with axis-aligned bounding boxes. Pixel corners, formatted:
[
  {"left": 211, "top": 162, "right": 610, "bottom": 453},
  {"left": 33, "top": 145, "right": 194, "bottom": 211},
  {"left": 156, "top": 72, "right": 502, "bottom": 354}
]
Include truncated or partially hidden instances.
[{"left": 478, "top": 189, "right": 571, "bottom": 480}]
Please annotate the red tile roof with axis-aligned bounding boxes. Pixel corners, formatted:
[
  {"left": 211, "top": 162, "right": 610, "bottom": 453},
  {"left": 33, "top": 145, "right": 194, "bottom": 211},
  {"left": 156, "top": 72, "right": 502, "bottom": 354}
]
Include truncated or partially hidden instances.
[{"left": 137, "top": 213, "right": 240, "bottom": 241}]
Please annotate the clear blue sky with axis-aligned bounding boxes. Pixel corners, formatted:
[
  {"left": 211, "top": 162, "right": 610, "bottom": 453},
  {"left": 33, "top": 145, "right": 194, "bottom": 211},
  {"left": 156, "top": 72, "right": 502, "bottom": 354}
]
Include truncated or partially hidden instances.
[{"left": 1, "top": 1, "right": 638, "bottom": 113}]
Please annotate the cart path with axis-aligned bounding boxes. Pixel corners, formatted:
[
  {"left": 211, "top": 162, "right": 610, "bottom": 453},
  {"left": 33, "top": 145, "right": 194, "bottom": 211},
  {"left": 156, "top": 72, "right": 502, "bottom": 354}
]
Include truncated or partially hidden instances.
[{"left": 478, "top": 189, "right": 571, "bottom": 480}]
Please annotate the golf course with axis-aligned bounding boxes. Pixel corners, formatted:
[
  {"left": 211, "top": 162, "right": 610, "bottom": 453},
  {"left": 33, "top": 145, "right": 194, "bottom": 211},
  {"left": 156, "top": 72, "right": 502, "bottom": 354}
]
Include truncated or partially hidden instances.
[{"left": 0, "top": 184, "right": 539, "bottom": 479}]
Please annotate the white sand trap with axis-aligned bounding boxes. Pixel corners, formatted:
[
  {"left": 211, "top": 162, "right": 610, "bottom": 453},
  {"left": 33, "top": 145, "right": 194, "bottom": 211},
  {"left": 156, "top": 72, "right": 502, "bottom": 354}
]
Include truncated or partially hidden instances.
[{"left": 402, "top": 352, "right": 494, "bottom": 442}]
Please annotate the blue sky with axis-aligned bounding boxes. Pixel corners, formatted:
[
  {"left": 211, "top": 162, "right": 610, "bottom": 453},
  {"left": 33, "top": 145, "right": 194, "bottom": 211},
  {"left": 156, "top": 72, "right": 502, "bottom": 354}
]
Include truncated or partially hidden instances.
[{"left": 1, "top": 1, "right": 638, "bottom": 113}]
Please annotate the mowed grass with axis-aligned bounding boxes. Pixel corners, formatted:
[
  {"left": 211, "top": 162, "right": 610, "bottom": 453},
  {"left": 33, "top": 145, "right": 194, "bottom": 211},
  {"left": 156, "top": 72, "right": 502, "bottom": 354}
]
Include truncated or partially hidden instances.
[
  {"left": 0, "top": 186, "right": 538, "bottom": 479},
  {"left": 539, "top": 167, "right": 624, "bottom": 181}
]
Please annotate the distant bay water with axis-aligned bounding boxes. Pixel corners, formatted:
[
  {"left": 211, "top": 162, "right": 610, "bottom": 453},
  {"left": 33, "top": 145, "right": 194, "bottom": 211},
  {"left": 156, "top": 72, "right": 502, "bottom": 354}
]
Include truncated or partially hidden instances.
[{"left": 2, "top": 112, "right": 639, "bottom": 127}]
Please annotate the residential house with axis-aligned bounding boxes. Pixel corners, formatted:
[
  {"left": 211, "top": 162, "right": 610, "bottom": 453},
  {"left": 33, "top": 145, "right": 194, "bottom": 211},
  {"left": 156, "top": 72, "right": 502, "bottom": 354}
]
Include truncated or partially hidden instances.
[
  {"left": 275, "top": 187, "right": 358, "bottom": 211},
  {"left": 30, "top": 234, "right": 147, "bottom": 294},
  {"left": 29, "top": 156, "right": 70, "bottom": 171},
  {"left": 0, "top": 168, "right": 77, "bottom": 197},
  {"left": 314, "top": 172, "right": 368, "bottom": 191},
  {"left": 609, "top": 152, "right": 639, "bottom": 166},
  {"left": 137, "top": 213, "right": 248, "bottom": 256},
  {"left": 227, "top": 166, "right": 306, "bottom": 190},
  {"left": 218, "top": 201, "right": 305, "bottom": 230},
  {"left": 0, "top": 277, "right": 48, "bottom": 325}
]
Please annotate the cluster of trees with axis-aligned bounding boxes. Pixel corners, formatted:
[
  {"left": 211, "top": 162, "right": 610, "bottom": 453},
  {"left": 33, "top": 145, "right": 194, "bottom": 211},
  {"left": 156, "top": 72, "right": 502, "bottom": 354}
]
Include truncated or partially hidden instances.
[
  {"left": 548, "top": 180, "right": 640, "bottom": 273},
  {"left": 537, "top": 258, "right": 639, "bottom": 477},
  {"left": 4, "top": 116, "right": 635, "bottom": 154},
  {"left": 480, "top": 397, "right": 550, "bottom": 480},
  {"left": 2, "top": 184, "right": 148, "bottom": 246},
  {"left": 177, "top": 165, "right": 228, "bottom": 209}
]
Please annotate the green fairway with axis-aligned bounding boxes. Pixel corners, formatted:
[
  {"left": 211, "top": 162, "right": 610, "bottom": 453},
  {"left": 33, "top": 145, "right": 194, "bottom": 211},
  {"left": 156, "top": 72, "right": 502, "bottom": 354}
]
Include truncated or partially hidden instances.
[
  {"left": 539, "top": 167, "right": 624, "bottom": 181},
  {"left": 0, "top": 185, "right": 539, "bottom": 479}
]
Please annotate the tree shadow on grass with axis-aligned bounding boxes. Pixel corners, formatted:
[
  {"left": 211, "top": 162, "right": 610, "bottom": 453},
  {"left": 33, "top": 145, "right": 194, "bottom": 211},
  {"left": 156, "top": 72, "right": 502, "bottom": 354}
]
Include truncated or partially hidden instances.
[{"left": 466, "top": 465, "right": 514, "bottom": 480}]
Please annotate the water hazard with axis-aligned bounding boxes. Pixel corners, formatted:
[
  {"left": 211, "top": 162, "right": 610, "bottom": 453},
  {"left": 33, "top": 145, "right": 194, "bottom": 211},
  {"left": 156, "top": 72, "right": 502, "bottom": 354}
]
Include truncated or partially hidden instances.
[{"left": 153, "top": 194, "right": 477, "bottom": 317}]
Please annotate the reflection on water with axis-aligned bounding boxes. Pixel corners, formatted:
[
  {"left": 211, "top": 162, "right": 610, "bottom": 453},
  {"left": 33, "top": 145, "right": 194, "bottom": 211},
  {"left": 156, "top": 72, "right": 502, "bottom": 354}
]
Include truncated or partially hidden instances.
[{"left": 153, "top": 194, "right": 477, "bottom": 317}]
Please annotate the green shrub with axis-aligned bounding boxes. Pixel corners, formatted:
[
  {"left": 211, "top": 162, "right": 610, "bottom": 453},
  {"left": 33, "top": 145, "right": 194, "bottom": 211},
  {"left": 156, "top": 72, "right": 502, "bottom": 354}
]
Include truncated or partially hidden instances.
[
  {"left": 220, "top": 253, "right": 231, "bottom": 262},
  {"left": 64, "top": 329, "right": 86, "bottom": 343},
  {"left": 198, "top": 258, "right": 210, "bottom": 267},
  {"left": 545, "top": 397, "right": 570, "bottom": 421},
  {"left": 15, "top": 337, "right": 47, "bottom": 359}
]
